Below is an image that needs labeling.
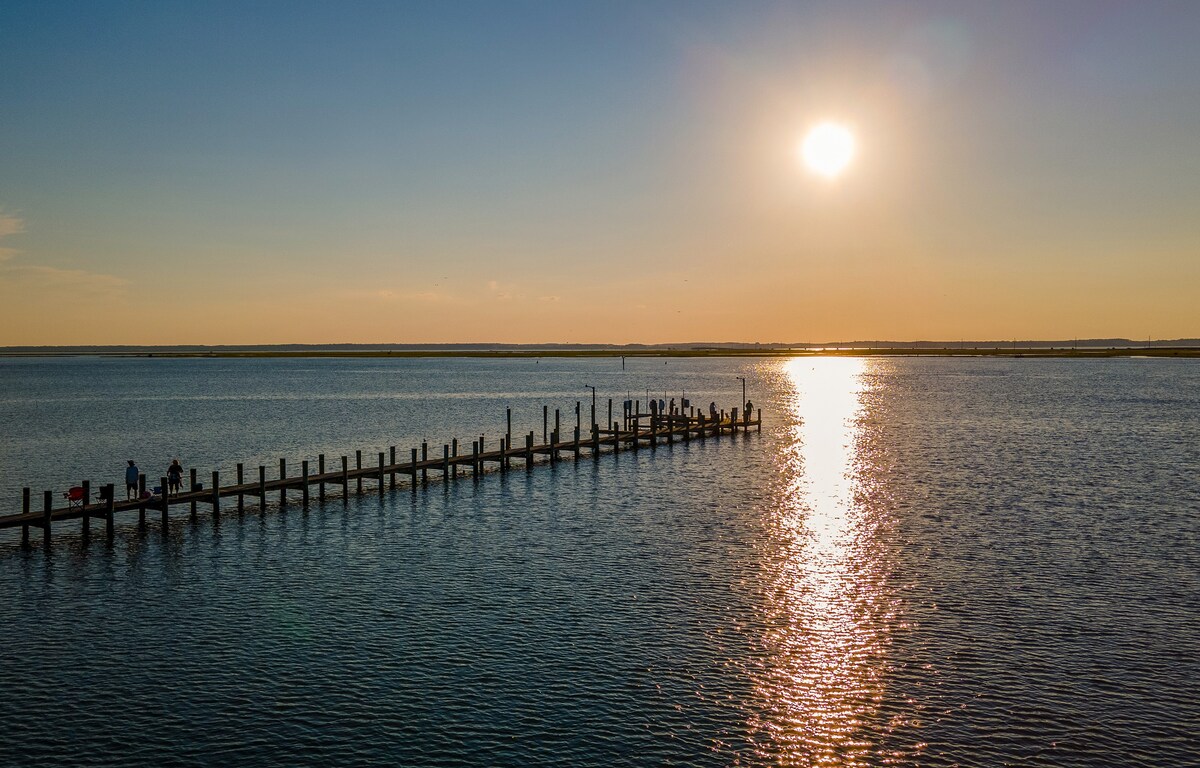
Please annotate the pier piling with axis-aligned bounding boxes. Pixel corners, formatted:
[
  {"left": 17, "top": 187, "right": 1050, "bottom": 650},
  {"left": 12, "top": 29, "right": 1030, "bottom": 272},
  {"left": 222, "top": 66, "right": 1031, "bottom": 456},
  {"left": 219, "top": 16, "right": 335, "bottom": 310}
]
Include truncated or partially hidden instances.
[
  {"left": 104, "top": 484, "right": 115, "bottom": 541},
  {"left": 318, "top": 455, "right": 326, "bottom": 502},
  {"left": 341, "top": 456, "right": 349, "bottom": 504},
  {"left": 378, "top": 452, "right": 386, "bottom": 497},
  {"left": 21, "top": 488, "right": 29, "bottom": 547},
  {"left": 42, "top": 490, "right": 52, "bottom": 549},
  {"left": 81, "top": 480, "right": 90, "bottom": 538},
  {"left": 258, "top": 466, "right": 267, "bottom": 510}
]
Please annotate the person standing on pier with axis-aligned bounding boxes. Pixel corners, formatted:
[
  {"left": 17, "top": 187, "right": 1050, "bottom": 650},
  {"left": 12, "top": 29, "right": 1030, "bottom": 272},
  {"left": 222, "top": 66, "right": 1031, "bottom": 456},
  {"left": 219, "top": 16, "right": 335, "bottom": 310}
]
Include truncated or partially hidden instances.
[
  {"left": 125, "top": 460, "right": 140, "bottom": 500},
  {"left": 167, "top": 459, "right": 183, "bottom": 494},
  {"left": 709, "top": 401, "right": 718, "bottom": 420},
  {"left": 745, "top": 400, "right": 753, "bottom": 422}
]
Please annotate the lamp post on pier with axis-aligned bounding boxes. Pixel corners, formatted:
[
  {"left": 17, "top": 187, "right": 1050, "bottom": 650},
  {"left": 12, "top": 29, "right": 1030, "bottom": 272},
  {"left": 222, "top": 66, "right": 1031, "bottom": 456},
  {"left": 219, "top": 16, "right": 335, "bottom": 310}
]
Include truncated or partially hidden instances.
[{"left": 736, "top": 376, "right": 747, "bottom": 413}]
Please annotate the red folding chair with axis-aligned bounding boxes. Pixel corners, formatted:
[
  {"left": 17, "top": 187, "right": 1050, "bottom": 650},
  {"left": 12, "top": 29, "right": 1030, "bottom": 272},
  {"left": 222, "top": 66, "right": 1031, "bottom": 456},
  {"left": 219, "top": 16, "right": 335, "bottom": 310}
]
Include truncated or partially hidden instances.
[{"left": 63, "top": 486, "right": 85, "bottom": 510}]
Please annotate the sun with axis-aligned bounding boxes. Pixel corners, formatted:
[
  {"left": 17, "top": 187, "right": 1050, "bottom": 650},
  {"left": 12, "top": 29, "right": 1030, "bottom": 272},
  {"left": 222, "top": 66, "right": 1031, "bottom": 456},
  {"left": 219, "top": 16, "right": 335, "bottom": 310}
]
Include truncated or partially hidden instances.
[{"left": 799, "top": 122, "right": 855, "bottom": 178}]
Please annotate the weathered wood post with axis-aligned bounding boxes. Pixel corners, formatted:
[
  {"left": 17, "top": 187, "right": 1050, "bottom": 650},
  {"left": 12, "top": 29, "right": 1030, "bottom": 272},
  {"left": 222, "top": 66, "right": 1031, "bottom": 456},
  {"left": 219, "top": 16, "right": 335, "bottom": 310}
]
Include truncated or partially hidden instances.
[
  {"left": 526, "top": 432, "right": 534, "bottom": 468},
  {"left": 237, "top": 463, "right": 245, "bottom": 514},
  {"left": 318, "top": 454, "right": 326, "bottom": 502},
  {"left": 190, "top": 467, "right": 198, "bottom": 518},
  {"left": 341, "top": 456, "right": 349, "bottom": 504},
  {"left": 607, "top": 398, "right": 613, "bottom": 432},
  {"left": 140, "top": 483, "right": 148, "bottom": 529},
  {"left": 258, "top": 466, "right": 267, "bottom": 510},
  {"left": 470, "top": 441, "right": 479, "bottom": 479},
  {"left": 592, "top": 423, "right": 600, "bottom": 457},
  {"left": 355, "top": 451, "right": 363, "bottom": 494},
  {"left": 573, "top": 426, "right": 580, "bottom": 461},
  {"left": 21, "top": 488, "right": 30, "bottom": 547},
  {"left": 42, "top": 490, "right": 52, "bottom": 549},
  {"left": 378, "top": 452, "right": 386, "bottom": 497},
  {"left": 302, "top": 460, "right": 310, "bottom": 507},
  {"left": 211, "top": 470, "right": 220, "bottom": 520},
  {"left": 390, "top": 446, "right": 397, "bottom": 489},
  {"left": 279, "top": 458, "right": 288, "bottom": 506},
  {"left": 81, "top": 480, "right": 91, "bottom": 538},
  {"left": 613, "top": 421, "right": 620, "bottom": 454},
  {"left": 543, "top": 405, "right": 548, "bottom": 443},
  {"left": 555, "top": 409, "right": 561, "bottom": 438},
  {"left": 506, "top": 408, "right": 512, "bottom": 452},
  {"left": 410, "top": 448, "right": 418, "bottom": 493},
  {"left": 550, "top": 429, "right": 558, "bottom": 463},
  {"left": 421, "top": 442, "right": 428, "bottom": 486},
  {"left": 104, "top": 484, "right": 115, "bottom": 541},
  {"left": 136, "top": 473, "right": 147, "bottom": 524},
  {"left": 161, "top": 476, "right": 170, "bottom": 530},
  {"left": 575, "top": 401, "right": 581, "bottom": 433}
]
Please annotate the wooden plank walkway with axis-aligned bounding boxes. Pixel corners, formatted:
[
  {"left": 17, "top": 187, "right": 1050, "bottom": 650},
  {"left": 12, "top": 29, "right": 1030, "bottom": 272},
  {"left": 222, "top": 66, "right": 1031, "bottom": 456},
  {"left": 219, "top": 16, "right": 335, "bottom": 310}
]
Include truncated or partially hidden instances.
[{"left": 2, "top": 404, "right": 762, "bottom": 549}]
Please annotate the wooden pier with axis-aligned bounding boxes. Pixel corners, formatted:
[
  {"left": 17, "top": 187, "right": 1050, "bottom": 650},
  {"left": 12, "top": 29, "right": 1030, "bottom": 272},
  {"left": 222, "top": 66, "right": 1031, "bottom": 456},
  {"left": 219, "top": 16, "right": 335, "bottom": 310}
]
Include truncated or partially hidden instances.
[{"left": 1, "top": 403, "right": 761, "bottom": 549}]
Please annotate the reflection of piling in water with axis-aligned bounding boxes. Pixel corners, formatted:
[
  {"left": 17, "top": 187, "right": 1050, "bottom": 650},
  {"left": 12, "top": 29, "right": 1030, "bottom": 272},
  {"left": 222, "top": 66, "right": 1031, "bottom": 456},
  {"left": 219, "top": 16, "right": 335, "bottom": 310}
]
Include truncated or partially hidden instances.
[{"left": 6, "top": 404, "right": 762, "bottom": 549}]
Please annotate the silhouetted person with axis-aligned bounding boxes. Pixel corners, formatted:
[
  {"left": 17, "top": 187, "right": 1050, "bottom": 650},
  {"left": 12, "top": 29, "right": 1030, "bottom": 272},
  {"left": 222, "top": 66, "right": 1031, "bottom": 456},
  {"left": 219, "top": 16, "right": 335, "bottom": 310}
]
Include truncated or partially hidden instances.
[
  {"left": 709, "top": 401, "right": 718, "bottom": 420},
  {"left": 745, "top": 400, "right": 753, "bottom": 422},
  {"left": 125, "top": 460, "right": 139, "bottom": 500},
  {"left": 167, "top": 459, "right": 183, "bottom": 494}
]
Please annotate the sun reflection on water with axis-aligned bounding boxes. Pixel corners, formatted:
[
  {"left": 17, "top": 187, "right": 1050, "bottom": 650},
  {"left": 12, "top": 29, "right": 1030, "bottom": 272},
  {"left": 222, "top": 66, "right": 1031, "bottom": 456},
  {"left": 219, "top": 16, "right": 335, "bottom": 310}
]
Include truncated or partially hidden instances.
[{"left": 750, "top": 357, "right": 895, "bottom": 766}]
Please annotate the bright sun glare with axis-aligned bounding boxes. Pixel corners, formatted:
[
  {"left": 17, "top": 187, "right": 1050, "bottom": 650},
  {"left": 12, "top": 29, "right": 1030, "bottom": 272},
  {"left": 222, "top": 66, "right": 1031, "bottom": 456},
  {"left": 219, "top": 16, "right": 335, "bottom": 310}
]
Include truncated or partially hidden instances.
[{"left": 800, "top": 122, "right": 855, "bottom": 179}]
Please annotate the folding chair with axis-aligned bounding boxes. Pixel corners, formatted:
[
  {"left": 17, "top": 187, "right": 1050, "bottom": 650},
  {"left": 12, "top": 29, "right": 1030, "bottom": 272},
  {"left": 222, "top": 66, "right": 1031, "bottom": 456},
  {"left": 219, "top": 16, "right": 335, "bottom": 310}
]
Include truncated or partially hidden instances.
[{"left": 63, "top": 486, "right": 85, "bottom": 510}]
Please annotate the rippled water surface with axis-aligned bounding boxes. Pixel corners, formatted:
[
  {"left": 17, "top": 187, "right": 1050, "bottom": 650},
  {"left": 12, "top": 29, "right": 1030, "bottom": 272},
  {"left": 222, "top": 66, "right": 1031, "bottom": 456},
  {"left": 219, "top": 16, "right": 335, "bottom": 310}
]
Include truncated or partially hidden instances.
[{"left": 1, "top": 356, "right": 1197, "bottom": 767}]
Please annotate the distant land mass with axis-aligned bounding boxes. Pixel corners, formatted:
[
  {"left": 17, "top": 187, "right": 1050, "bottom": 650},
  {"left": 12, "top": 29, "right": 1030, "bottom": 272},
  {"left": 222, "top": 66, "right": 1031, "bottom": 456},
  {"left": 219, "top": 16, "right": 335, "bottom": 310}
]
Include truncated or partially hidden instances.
[{"left": 1, "top": 340, "right": 1198, "bottom": 357}]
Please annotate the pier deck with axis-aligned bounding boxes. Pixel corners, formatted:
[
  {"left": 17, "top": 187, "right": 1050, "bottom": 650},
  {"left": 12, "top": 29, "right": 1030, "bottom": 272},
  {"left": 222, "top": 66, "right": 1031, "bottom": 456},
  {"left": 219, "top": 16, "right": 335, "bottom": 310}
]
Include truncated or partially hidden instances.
[{"left": 2, "top": 406, "right": 761, "bottom": 548}]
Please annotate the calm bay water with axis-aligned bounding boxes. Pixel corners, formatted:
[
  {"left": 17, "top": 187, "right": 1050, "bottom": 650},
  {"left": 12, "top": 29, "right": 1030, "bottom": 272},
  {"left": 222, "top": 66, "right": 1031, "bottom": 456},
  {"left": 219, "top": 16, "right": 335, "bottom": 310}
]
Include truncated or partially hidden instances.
[{"left": 0, "top": 356, "right": 1197, "bottom": 766}]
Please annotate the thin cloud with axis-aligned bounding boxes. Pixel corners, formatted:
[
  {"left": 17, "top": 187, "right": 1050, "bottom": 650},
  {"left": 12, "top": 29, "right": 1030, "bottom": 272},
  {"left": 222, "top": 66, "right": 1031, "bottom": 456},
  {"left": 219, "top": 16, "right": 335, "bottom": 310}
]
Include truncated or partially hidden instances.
[
  {"left": 0, "top": 210, "right": 24, "bottom": 261},
  {"left": 343, "top": 288, "right": 463, "bottom": 305},
  {"left": 1, "top": 264, "right": 129, "bottom": 291},
  {"left": 0, "top": 211, "right": 24, "bottom": 239}
]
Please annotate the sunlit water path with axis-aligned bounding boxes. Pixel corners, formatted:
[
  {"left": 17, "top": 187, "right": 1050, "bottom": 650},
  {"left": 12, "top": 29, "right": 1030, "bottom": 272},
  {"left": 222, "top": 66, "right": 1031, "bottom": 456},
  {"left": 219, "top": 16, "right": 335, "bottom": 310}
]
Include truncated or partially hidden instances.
[{"left": 1, "top": 356, "right": 1196, "bottom": 766}]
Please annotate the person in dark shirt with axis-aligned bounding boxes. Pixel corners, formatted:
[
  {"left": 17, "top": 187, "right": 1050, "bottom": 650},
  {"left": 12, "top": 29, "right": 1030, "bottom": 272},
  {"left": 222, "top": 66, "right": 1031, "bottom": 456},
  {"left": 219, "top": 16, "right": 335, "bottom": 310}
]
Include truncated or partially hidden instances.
[
  {"left": 125, "top": 460, "right": 140, "bottom": 500},
  {"left": 167, "top": 459, "right": 184, "bottom": 495}
]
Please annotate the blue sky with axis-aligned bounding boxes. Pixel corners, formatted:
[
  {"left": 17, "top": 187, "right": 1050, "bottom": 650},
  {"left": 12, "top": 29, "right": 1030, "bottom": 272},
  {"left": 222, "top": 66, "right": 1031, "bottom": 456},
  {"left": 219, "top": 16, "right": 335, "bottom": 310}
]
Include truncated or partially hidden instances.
[{"left": 2, "top": 1, "right": 1198, "bottom": 344}]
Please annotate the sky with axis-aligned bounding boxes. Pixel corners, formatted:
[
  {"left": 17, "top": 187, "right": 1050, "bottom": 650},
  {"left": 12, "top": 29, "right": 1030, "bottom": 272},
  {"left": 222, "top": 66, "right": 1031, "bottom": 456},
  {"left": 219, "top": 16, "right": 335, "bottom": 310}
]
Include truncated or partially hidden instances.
[{"left": 2, "top": 0, "right": 1198, "bottom": 345}]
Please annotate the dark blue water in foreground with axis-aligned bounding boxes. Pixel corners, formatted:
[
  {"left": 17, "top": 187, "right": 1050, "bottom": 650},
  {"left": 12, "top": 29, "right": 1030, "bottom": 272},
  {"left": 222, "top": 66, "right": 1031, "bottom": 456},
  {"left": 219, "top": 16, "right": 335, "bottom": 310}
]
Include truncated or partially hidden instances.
[{"left": 1, "top": 356, "right": 1197, "bottom": 767}]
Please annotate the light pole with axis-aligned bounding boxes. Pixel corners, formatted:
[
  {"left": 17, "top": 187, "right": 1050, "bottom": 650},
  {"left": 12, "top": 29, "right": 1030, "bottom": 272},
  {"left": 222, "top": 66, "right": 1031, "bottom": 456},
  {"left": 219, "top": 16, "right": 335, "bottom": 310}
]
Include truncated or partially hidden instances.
[
  {"left": 584, "top": 384, "right": 596, "bottom": 429},
  {"left": 736, "top": 376, "right": 746, "bottom": 414}
]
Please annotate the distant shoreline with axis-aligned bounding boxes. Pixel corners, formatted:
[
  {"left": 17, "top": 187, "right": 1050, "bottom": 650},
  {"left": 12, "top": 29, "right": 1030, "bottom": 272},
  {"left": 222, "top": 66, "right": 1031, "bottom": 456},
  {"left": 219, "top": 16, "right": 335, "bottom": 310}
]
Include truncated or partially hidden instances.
[{"left": 2, "top": 348, "right": 1197, "bottom": 359}]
